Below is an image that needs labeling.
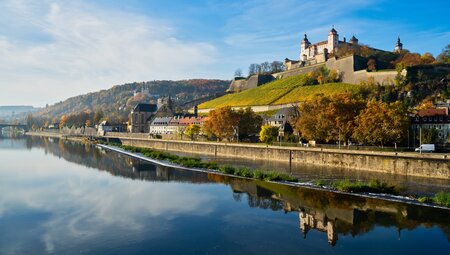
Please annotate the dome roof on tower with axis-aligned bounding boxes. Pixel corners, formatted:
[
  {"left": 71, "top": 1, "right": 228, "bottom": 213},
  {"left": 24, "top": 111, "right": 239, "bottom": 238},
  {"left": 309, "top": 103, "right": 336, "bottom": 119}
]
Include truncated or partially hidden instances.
[
  {"left": 329, "top": 27, "right": 337, "bottom": 34},
  {"left": 349, "top": 35, "right": 358, "bottom": 42}
]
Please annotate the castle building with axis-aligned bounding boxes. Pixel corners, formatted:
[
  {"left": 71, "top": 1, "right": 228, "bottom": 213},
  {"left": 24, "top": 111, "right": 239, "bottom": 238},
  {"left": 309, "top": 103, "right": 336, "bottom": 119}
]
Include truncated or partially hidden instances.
[{"left": 285, "top": 27, "right": 403, "bottom": 70}]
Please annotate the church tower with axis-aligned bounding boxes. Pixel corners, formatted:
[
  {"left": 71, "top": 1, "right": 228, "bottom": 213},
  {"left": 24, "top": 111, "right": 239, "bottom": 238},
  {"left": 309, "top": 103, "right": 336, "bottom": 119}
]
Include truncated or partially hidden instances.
[
  {"left": 327, "top": 27, "right": 339, "bottom": 53},
  {"left": 300, "top": 34, "right": 311, "bottom": 60},
  {"left": 394, "top": 37, "right": 403, "bottom": 52}
]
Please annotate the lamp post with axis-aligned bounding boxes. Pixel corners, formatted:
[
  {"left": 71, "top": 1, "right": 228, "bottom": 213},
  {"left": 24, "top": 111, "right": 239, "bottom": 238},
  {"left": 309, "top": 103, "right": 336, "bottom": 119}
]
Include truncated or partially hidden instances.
[
  {"left": 233, "top": 126, "right": 239, "bottom": 143},
  {"left": 338, "top": 127, "right": 341, "bottom": 150}
]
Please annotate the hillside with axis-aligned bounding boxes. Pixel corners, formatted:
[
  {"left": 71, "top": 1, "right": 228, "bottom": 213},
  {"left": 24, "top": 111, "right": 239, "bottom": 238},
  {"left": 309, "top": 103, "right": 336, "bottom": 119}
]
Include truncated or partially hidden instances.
[
  {"left": 0, "top": 106, "right": 39, "bottom": 122},
  {"left": 198, "top": 74, "right": 360, "bottom": 109},
  {"left": 37, "top": 79, "right": 229, "bottom": 121}
]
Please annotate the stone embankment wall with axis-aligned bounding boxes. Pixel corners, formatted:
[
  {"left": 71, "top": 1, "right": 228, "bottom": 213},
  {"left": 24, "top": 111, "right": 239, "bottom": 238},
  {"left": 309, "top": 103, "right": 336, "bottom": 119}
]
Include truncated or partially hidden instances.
[{"left": 104, "top": 134, "right": 449, "bottom": 180}]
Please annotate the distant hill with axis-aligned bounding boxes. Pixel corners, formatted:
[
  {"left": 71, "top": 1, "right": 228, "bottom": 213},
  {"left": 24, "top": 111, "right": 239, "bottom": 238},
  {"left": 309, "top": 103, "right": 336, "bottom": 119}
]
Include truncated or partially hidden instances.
[
  {"left": 0, "top": 105, "right": 39, "bottom": 121},
  {"left": 36, "top": 79, "right": 229, "bottom": 121}
]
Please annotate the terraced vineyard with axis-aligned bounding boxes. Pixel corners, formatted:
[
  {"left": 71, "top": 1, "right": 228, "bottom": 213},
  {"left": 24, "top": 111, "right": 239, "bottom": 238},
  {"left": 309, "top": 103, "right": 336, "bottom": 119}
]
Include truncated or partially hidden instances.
[
  {"left": 198, "top": 74, "right": 360, "bottom": 109},
  {"left": 273, "top": 83, "right": 360, "bottom": 105}
]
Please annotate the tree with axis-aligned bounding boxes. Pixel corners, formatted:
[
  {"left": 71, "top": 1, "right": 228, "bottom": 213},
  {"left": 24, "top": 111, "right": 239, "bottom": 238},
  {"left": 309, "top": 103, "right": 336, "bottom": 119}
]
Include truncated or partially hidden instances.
[
  {"left": 295, "top": 94, "right": 365, "bottom": 143},
  {"left": 184, "top": 124, "right": 201, "bottom": 141},
  {"left": 94, "top": 110, "right": 104, "bottom": 124},
  {"left": 204, "top": 107, "right": 262, "bottom": 141},
  {"left": 26, "top": 114, "right": 33, "bottom": 129},
  {"left": 60, "top": 115, "right": 67, "bottom": 129},
  {"left": 270, "top": 61, "right": 284, "bottom": 73},
  {"left": 260, "top": 62, "right": 270, "bottom": 74},
  {"left": 234, "top": 69, "right": 243, "bottom": 77},
  {"left": 259, "top": 125, "right": 278, "bottom": 144},
  {"left": 421, "top": 52, "right": 435, "bottom": 64},
  {"left": 420, "top": 128, "right": 438, "bottom": 144},
  {"left": 436, "top": 44, "right": 450, "bottom": 64},
  {"left": 352, "top": 100, "right": 409, "bottom": 146},
  {"left": 367, "top": 59, "right": 377, "bottom": 72},
  {"left": 204, "top": 107, "right": 238, "bottom": 141},
  {"left": 248, "top": 64, "right": 258, "bottom": 76},
  {"left": 235, "top": 107, "right": 262, "bottom": 138}
]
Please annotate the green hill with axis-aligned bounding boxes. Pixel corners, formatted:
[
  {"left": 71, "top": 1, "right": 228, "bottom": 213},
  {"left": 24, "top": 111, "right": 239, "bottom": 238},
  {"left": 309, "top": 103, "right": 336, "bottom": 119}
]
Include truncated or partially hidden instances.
[{"left": 198, "top": 74, "right": 360, "bottom": 109}]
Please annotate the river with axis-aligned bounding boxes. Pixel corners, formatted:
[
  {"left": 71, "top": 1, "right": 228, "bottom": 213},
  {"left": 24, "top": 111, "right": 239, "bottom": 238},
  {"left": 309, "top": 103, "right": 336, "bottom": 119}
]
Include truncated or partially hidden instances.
[{"left": 0, "top": 136, "right": 449, "bottom": 254}]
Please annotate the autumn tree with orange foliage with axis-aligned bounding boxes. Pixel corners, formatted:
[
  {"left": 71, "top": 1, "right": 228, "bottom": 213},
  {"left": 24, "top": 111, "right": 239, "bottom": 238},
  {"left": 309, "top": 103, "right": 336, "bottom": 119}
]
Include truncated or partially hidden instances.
[
  {"left": 204, "top": 107, "right": 262, "bottom": 141},
  {"left": 295, "top": 93, "right": 365, "bottom": 143},
  {"left": 352, "top": 100, "right": 409, "bottom": 147}
]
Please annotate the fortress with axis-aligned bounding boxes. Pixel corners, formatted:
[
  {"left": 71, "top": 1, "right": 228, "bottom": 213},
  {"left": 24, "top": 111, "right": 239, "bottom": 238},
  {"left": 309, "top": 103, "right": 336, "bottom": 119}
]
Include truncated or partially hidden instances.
[
  {"left": 285, "top": 27, "right": 403, "bottom": 70},
  {"left": 227, "top": 27, "right": 404, "bottom": 93}
]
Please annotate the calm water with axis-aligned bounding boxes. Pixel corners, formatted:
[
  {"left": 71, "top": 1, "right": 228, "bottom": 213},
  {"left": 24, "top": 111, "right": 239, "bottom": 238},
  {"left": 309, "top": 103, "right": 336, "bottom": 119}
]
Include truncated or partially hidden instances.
[{"left": 0, "top": 136, "right": 449, "bottom": 255}]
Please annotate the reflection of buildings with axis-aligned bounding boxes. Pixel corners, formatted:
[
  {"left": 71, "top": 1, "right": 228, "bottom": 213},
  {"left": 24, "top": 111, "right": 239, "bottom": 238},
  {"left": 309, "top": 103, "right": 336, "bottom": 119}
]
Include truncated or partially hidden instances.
[
  {"left": 226, "top": 179, "right": 450, "bottom": 246},
  {"left": 299, "top": 210, "right": 337, "bottom": 246}
]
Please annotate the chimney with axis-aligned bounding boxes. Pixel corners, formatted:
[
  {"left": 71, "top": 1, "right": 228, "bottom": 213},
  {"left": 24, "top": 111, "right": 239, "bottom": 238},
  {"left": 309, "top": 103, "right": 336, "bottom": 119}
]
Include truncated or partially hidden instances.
[{"left": 343, "top": 37, "right": 346, "bottom": 43}]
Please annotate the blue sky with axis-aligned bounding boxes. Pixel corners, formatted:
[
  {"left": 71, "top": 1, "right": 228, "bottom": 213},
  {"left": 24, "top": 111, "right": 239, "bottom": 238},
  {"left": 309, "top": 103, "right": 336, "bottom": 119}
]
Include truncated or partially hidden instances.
[{"left": 0, "top": 0, "right": 449, "bottom": 106}]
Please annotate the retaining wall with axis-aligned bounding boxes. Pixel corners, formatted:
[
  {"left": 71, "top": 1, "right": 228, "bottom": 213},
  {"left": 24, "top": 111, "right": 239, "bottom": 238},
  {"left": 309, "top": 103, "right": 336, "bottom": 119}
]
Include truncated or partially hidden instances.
[{"left": 105, "top": 136, "right": 450, "bottom": 180}]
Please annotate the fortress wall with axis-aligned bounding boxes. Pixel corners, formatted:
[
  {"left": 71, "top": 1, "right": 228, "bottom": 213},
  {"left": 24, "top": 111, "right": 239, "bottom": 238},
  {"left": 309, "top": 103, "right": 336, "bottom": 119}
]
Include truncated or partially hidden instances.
[
  {"left": 111, "top": 136, "right": 450, "bottom": 179},
  {"left": 273, "top": 63, "right": 326, "bottom": 79},
  {"left": 326, "top": 56, "right": 398, "bottom": 85}
]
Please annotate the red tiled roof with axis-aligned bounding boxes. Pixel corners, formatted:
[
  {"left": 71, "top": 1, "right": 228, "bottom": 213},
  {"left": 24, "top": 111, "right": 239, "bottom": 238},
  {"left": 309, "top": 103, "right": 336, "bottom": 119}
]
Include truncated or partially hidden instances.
[{"left": 417, "top": 108, "right": 448, "bottom": 117}]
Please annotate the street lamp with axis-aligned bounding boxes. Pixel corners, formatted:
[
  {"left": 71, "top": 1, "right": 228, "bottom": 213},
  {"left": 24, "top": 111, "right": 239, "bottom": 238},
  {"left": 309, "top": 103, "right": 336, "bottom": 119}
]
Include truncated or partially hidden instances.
[{"left": 232, "top": 126, "right": 239, "bottom": 143}]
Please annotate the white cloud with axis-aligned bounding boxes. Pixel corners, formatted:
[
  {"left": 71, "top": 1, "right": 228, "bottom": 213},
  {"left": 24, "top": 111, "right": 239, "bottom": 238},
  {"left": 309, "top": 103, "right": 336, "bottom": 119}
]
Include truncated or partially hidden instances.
[{"left": 0, "top": 1, "right": 217, "bottom": 106}]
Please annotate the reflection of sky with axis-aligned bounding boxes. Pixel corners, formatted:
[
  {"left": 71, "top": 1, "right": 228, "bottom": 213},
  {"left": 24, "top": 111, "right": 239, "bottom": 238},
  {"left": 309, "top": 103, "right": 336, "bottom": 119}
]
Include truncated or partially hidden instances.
[
  {"left": 0, "top": 142, "right": 218, "bottom": 254},
  {"left": 1, "top": 138, "right": 449, "bottom": 255}
]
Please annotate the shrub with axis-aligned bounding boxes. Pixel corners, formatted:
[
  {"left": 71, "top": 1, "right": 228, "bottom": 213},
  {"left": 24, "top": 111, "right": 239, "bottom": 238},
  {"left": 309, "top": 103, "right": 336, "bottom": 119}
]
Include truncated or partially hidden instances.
[
  {"left": 219, "top": 165, "right": 236, "bottom": 175},
  {"left": 433, "top": 192, "right": 450, "bottom": 207}
]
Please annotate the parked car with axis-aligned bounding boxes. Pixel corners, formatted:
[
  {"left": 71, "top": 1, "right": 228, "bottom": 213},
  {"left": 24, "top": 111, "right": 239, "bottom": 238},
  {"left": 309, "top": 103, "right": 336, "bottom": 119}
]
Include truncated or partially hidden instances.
[{"left": 415, "top": 144, "right": 435, "bottom": 152}]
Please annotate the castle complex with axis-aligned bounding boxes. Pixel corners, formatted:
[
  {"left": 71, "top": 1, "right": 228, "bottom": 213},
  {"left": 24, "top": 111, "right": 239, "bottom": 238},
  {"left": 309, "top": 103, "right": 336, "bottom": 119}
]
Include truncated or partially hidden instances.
[{"left": 285, "top": 27, "right": 403, "bottom": 70}]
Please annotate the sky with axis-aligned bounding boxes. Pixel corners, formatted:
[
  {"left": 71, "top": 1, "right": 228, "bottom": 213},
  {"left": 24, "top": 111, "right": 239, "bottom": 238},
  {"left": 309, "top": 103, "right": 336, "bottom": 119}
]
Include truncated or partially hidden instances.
[{"left": 0, "top": 0, "right": 449, "bottom": 107}]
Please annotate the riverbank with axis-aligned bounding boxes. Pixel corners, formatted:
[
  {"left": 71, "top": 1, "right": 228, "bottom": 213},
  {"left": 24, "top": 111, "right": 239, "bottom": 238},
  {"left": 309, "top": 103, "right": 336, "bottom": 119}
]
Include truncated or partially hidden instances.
[
  {"left": 103, "top": 134, "right": 450, "bottom": 180},
  {"left": 25, "top": 131, "right": 450, "bottom": 179},
  {"left": 97, "top": 143, "right": 450, "bottom": 210}
]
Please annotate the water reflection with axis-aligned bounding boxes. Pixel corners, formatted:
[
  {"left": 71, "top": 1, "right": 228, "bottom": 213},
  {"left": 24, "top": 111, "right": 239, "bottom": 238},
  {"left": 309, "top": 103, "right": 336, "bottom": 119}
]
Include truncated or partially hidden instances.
[{"left": 1, "top": 137, "right": 449, "bottom": 254}]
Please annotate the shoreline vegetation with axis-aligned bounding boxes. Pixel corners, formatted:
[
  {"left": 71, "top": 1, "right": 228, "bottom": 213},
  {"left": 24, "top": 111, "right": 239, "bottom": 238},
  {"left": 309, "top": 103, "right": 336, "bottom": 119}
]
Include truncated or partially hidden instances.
[{"left": 99, "top": 141, "right": 450, "bottom": 208}]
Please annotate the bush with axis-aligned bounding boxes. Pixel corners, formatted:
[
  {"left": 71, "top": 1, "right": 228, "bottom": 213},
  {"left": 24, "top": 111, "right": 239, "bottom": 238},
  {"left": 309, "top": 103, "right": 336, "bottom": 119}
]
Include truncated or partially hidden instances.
[
  {"left": 433, "top": 192, "right": 450, "bottom": 207},
  {"left": 219, "top": 165, "right": 236, "bottom": 175},
  {"left": 331, "top": 180, "right": 400, "bottom": 195}
]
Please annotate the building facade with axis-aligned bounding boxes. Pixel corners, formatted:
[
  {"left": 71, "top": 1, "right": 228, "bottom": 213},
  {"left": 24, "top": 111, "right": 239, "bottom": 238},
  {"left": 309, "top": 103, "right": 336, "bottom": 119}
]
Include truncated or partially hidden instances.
[
  {"left": 410, "top": 108, "right": 450, "bottom": 145},
  {"left": 130, "top": 103, "right": 157, "bottom": 133}
]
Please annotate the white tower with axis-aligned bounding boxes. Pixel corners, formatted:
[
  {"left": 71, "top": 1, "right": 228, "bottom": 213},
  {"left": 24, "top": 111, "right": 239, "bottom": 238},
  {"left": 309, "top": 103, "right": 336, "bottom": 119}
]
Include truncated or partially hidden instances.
[
  {"left": 327, "top": 27, "right": 339, "bottom": 53},
  {"left": 394, "top": 37, "right": 403, "bottom": 52}
]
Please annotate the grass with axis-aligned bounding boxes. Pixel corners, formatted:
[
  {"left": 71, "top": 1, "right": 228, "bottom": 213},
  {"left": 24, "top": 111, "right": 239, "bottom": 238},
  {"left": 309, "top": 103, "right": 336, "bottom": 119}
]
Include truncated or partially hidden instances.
[
  {"left": 102, "top": 142, "right": 300, "bottom": 183},
  {"left": 198, "top": 73, "right": 361, "bottom": 109},
  {"left": 419, "top": 192, "right": 450, "bottom": 207},
  {"left": 331, "top": 180, "right": 401, "bottom": 195}
]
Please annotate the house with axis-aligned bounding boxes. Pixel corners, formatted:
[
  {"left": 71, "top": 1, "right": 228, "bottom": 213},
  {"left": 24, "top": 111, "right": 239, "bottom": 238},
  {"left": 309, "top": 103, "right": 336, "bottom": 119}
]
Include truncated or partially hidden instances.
[
  {"left": 149, "top": 117, "right": 173, "bottom": 135},
  {"left": 410, "top": 108, "right": 450, "bottom": 144},
  {"left": 130, "top": 103, "right": 158, "bottom": 133}
]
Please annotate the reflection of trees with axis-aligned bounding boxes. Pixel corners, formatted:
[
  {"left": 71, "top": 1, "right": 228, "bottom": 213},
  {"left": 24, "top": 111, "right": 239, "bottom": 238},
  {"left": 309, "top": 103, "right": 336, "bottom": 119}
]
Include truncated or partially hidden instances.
[
  {"left": 29, "top": 136, "right": 212, "bottom": 184},
  {"left": 28, "top": 136, "right": 450, "bottom": 246}
]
